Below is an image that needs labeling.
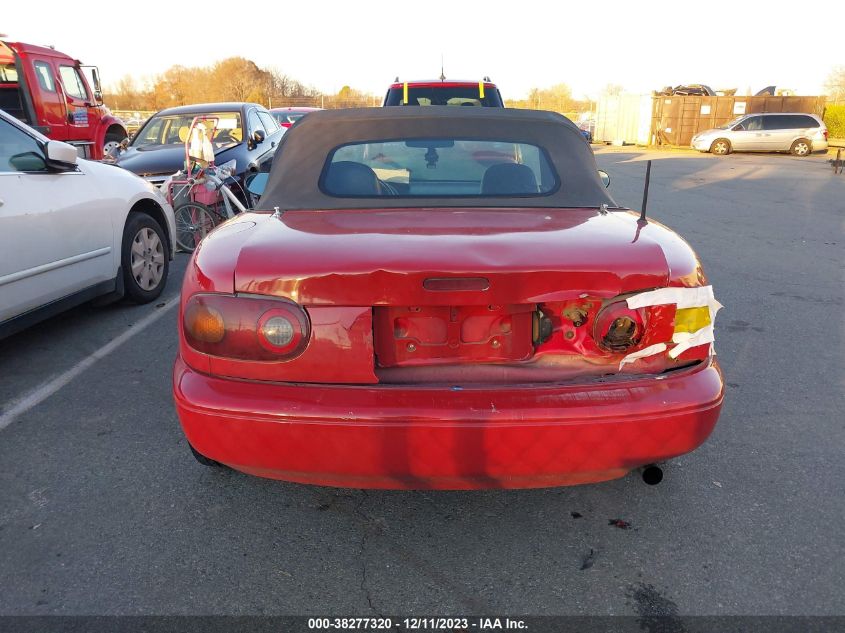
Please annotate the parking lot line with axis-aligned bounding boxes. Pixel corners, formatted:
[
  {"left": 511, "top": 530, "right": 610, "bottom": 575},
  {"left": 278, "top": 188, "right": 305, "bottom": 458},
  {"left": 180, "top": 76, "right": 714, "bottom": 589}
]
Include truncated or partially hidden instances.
[{"left": 0, "top": 299, "right": 179, "bottom": 431}]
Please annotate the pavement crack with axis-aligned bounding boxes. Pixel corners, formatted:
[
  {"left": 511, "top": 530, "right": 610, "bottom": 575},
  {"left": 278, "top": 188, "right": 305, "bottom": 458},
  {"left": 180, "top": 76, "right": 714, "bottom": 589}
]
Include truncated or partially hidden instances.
[{"left": 355, "top": 491, "right": 382, "bottom": 617}]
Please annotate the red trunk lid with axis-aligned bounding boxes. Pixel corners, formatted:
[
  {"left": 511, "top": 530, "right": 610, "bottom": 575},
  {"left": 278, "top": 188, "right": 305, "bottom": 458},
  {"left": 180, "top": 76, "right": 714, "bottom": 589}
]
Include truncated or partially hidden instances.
[{"left": 234, "top": 208, "right": 671, "bottom": 305}]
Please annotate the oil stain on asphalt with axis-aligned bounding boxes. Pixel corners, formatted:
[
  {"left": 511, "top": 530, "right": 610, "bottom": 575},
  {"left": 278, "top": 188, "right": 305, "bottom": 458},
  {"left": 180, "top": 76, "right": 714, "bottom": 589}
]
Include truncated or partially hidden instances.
[{"left": 628, "top": 582, "right": 686, "bottom": 633}]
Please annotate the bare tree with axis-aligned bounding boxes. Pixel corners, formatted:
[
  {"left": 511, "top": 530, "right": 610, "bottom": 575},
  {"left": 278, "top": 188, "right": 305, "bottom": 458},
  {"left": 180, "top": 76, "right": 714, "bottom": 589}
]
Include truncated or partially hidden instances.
[
  {"left": 825, "top": 66, "right": 845, "bottom": 103},
  {"left": 103, "top": 57, "right": 375, "bottom": 111}
]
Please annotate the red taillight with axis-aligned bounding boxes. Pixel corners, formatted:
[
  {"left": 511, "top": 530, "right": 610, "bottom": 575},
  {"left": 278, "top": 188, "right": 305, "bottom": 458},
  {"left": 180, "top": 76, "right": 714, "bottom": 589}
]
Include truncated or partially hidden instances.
[
  {"left": 183, "top": 294, "right": 310, "bottom": 361},
  {"left": 593, "top": 302, "right": 646, "bottom": 352},
  {"left": 823, "top": 129, "right": 829, "bottom": 141}
]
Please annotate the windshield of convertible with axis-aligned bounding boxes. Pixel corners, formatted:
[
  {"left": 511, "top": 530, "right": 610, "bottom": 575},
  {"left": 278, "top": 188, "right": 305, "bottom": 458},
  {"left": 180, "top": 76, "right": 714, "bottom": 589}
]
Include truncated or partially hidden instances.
[
  {"left": 131, "top": 112, "right": 243, "bottom": 149},
  {"left": 321, "top": 139, "right": 558, "bottom": 197}
]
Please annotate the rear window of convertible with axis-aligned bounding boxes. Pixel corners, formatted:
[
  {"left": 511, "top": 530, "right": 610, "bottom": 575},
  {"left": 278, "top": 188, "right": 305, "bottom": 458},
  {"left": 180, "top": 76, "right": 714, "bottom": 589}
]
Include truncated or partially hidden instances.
[{"left": 320, "top": 139, "right": 559, "bottom": 197}]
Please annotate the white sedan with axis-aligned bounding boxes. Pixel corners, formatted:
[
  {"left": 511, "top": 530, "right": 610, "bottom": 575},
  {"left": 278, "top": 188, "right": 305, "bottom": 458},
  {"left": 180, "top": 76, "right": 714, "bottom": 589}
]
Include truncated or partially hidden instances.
[{"left": 0, "top": 110, "right": 176, "bottom": 338}]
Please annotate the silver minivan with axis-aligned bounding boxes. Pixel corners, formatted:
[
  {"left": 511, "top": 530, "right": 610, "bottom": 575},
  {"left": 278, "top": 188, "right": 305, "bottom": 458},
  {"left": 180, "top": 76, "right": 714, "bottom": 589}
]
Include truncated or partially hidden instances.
[{"left": 691, "top": 113, "right": 828, "bottom": 156}]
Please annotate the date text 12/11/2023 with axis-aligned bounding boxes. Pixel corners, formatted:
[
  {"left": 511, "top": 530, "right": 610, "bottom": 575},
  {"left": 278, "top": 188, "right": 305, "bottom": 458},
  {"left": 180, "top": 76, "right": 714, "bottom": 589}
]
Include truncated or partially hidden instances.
[{"left": 307, "top": 617, "right": 528, "bottom": 630}]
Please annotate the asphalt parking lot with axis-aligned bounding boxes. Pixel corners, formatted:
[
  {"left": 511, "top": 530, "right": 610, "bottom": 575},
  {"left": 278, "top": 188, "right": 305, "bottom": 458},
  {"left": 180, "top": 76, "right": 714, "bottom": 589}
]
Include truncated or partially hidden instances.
[{"left": 0, "top": 148, "right": 843, "bottom": 617}]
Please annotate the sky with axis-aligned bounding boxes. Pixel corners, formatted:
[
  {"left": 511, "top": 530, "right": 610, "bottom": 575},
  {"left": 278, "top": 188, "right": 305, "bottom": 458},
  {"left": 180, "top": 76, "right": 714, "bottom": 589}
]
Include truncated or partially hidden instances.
[{"left": 4, "top": 0, "right": 843, "bottom": 100}]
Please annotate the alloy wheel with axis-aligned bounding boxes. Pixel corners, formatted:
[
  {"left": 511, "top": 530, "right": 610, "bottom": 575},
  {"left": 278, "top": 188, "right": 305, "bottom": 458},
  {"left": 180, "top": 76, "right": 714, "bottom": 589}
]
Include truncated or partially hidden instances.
[{"left": 130, "top": 227, "right": 165, "bottom": 290}]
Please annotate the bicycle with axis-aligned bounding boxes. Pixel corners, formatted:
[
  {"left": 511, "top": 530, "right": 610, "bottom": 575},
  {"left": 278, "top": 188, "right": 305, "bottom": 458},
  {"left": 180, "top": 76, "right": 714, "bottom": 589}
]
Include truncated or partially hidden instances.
[{"left": 164, "top": 116, "right": 250, "bottom": 252}]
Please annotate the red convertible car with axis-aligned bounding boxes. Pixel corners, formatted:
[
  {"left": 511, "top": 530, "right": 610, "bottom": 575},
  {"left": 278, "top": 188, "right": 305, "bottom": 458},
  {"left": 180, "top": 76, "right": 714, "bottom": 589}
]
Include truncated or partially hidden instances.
[{"left": 173, "top": 107, "right": 723, "bottom": 489}]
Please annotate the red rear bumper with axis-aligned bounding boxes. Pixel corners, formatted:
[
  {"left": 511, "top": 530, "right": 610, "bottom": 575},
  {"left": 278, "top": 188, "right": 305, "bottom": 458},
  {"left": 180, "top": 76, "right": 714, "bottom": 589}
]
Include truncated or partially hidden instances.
[{"left": 173, "top": 356, "right": 723, "bottom": 489}]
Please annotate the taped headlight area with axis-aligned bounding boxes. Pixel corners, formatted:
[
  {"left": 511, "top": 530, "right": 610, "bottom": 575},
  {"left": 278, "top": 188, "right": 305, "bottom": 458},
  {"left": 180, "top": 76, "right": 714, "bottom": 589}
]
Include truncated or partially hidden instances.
[{"left": 620, "top": 285, "right": 723, "bottom": 366}]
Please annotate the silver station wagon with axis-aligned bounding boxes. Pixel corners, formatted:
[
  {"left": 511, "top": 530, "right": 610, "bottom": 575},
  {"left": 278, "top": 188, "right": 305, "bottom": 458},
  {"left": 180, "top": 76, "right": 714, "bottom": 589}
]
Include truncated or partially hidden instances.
[{"left": 691, "top": 112, "right": 828, "bottom": 156}]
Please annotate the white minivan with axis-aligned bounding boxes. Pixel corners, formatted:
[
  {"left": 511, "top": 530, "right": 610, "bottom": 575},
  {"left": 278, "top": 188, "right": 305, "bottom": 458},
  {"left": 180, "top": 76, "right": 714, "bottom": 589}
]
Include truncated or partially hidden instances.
[
  {"left": 0, "top": 110, "right": 176, "bottom": 338},
  {"left": 691, "top": 113, "right": 828, "bottom": 156}
]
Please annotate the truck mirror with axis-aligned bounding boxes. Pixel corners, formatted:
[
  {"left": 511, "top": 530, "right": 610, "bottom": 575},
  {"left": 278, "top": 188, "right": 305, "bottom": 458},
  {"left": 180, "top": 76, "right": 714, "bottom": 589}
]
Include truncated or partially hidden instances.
[
  {"left": 93, "top": 68, "right": 103, "bottom": 103},
  {"left": 82, "top": 66, "right": 104, "bottom": 104}
]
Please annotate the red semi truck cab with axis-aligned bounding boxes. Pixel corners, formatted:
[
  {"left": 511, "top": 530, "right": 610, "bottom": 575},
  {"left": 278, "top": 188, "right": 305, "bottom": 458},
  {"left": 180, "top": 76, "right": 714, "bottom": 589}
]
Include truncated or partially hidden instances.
[{"left": 0, "top": 40, "right": 127, "bottom": 160}]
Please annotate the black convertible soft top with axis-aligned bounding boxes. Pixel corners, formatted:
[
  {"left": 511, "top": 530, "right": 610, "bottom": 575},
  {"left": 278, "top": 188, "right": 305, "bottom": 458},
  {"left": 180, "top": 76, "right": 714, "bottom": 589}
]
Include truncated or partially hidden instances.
[{"left": 261, "top": 107, "right": 617, "bottom": 210}]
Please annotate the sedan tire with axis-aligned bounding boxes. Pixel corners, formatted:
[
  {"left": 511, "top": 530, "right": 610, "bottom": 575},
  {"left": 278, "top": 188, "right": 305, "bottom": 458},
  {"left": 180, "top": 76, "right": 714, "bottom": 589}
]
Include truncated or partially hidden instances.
[
  {"left": 710, "top": 139, "right": 731, "bottom": 155},
  {"left": 122, "top": 212, "right": 169, "bottom": 303}
]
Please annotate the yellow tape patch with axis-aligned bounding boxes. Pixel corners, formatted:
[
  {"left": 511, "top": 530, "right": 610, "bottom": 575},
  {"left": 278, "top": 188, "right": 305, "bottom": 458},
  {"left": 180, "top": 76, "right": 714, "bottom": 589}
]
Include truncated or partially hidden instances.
[
  {"left": 674, "top": 306, "right": 711, "bottom": 334},
  {"left": 403, "top": 82, "right": 408, "bottom": 104},
  {"left": 479, "top": 81, "right": 485, "bottom": 99}
]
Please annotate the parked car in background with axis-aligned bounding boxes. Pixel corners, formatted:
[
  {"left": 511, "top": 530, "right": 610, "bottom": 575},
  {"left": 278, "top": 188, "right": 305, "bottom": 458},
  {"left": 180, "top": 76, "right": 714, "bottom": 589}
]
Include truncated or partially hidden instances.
[
  {"left": 122, "top": 113, "right": 149, "bottom": 135},
  {"left": 577, "top": 120, "right": 594, "bottom": 142},
  {"left": 692, "top": 113, "right": 828, "bottom": 156},
  {"left": 111, "top": 102, "right": 284, "bottom": 191},
  {"left": 384, "top": 78, "right": 503, "bottom": 106},
  {"left": 269, "top": 106, "right": 321, "bottom": 128},
  {"left": 0, "top": 110, "right": 175, "bottom": 339},
  {"left": 0, "top": 39, "right": 127, "bottom": 159},
  {"left": 174, "top": 107, "right": 724, "bottom": 490}
]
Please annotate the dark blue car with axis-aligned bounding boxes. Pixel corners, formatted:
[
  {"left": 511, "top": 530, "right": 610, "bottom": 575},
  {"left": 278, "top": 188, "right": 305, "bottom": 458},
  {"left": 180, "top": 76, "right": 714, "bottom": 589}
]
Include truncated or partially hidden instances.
[{"left": 112, "top": 102, "right": 284, "bottom": 193}]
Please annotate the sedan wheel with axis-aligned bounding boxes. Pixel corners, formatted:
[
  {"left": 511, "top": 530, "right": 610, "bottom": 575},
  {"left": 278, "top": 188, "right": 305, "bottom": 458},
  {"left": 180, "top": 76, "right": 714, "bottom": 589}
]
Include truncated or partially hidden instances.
[
  {"left": 131, "top": 227, "right": 165, "bottom": 290},
  {"left": 121, "top": 212, "right": 169, "bottom": 303},
  {"left": 791, "top": 139, "right": 811, "bottom": 156},
  {"left": 711, "top": 139, "right": 731, "bottom": 155}
]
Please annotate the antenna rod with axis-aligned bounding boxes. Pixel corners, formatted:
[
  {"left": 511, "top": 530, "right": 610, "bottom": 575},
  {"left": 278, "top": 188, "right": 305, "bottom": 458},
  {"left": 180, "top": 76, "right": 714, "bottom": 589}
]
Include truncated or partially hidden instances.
[{"left": 640, "top": 160, "right": 652, "bottom": 223}]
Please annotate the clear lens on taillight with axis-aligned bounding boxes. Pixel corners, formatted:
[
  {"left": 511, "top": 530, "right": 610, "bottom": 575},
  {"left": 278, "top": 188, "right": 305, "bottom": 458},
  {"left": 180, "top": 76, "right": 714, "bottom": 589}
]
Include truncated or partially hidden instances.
[
  {"left": 183, "top": 294, "right": 310, "bottom": 360},
  {"left": 593, "top": 302, "right": 646, "bottom": 352},
  {"left": 261, "top": 316, "right": 294, "bottom": 347},
  {"left": 256, "top": 309, "right": 307, "bottom": 355}
]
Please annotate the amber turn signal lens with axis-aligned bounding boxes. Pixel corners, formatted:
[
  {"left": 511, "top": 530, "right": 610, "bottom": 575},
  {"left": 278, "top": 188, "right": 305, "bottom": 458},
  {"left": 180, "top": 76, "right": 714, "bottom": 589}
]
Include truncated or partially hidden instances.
[
  {"left": 184, "top": 304, "right": 225, "bottom": 343},
  {"left": 673, "top": 306, "right": 711, "bottom": 334}
]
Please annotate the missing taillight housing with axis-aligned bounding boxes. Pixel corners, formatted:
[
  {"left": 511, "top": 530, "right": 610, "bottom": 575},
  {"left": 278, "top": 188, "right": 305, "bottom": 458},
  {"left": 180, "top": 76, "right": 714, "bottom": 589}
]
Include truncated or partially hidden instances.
[
  {"left": 593, "top": 302, "right": 646, "bottom": 352},
  {"left": 183, "top": 294, "right": 310, "bottom": 361}
]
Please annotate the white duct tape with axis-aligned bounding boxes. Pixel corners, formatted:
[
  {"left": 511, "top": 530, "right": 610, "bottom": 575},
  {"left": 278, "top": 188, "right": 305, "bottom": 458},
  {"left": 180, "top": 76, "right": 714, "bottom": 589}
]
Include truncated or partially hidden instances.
[
  {"left": 621, "top": 285, "right": 723, "bottom": 367},
  {"left": 619, "top": 343, "right": 667, "bottom": 367},
  {"left": 669, "top": 324, "right": 716, "bottom": 358},
  {"left": 626, "top": 285, "right": 717, "bottom": 310}
]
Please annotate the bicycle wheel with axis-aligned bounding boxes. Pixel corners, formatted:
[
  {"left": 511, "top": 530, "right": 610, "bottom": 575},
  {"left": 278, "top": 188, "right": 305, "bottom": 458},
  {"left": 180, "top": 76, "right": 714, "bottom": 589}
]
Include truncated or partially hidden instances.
[{"left": 174, "top": 203, "right": 220, "bottom": 252}]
